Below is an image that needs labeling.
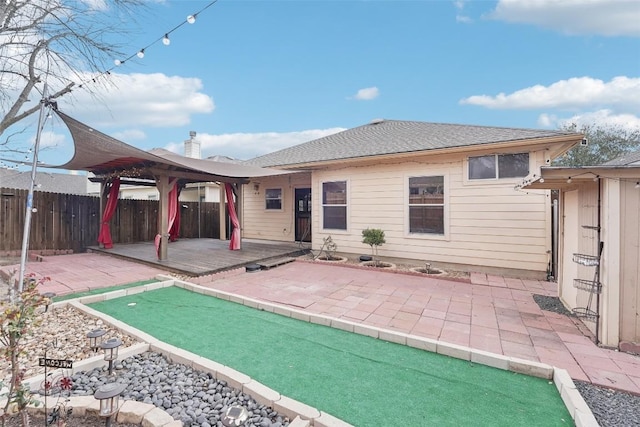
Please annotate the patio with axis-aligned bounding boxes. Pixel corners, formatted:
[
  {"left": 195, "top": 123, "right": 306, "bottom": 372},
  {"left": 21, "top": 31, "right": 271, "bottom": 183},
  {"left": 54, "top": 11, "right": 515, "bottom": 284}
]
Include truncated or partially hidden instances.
[{"left": 87, "top": 238, "right": 307, "bottom": 276}]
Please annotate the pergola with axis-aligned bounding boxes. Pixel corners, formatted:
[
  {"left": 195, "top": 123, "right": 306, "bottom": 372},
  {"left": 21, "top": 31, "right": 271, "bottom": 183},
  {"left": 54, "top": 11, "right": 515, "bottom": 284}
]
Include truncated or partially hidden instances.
[{"left": 53, "top": 110, "right": 289, "bottom": 261}]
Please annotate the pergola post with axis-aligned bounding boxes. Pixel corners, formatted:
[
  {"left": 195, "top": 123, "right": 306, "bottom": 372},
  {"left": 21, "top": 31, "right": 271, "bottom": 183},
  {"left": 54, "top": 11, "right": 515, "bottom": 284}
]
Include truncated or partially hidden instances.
[
  {"left": 156, "top": 175, "right": 170, "bottom": 261},
  {"left": 98, "top": 181, "right": 107, "bottom": 248},
  {"left": 219, "top": 183, "right": 226, "bottom": 241},
  {"left": 235, "top": 183, "right": 243, "bottom": 249}
]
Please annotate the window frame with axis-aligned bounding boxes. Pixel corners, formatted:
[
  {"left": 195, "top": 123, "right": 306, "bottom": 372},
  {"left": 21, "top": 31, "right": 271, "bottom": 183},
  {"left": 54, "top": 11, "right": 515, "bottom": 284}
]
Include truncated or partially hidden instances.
[
  {"left": 264, "top": 187, "right": 283, "bottom": 211},
  {"left": 406, "top": 175, "right": 446, "bottom": 237},
  {"left": 321, "top": 180, "right": 348, "bottom": 231},
  {"left": 467, "top": 152, "right": 530, "bottom": 181}
]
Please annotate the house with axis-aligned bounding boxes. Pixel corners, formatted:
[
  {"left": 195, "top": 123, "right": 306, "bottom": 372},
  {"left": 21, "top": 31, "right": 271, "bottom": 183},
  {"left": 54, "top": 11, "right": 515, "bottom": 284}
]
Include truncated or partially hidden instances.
[
  {"left": 117, "top": 132, "right": 237, "bottom": 202},
  {"left": 522, "top": 149, "right": 640, "bottom": 351},
  {"left": 0, "top": 167, "right": 95, "bottom": 195},
  {"left": 242, "top": 119, "right": 583, "bottom": 278}
]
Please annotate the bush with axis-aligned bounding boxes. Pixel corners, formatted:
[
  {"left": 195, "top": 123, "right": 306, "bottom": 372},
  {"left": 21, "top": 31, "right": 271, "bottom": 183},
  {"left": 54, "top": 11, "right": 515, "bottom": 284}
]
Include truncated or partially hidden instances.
[{"left": 362, "top": 228, "right": 385, "bottom": 266}]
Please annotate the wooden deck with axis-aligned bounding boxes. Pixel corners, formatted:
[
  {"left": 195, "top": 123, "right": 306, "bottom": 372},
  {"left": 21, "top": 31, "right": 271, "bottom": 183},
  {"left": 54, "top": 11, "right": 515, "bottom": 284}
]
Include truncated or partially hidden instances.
[{"left": 88, "top": 238, "right": 309, "bottom": 276}]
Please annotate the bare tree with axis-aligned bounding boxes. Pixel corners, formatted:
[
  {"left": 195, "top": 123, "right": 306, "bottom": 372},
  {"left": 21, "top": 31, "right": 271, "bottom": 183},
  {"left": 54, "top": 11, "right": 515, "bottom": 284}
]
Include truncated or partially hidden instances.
[{"left": 0, "top": 0, "right": 146, "bottom": 145}]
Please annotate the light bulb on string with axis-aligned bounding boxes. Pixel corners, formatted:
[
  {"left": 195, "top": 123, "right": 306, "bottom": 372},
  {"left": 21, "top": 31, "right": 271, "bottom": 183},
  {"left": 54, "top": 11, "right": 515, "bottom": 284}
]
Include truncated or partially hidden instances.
[
  {"left": 539, "top": 178, "right": 544, "bottom": 183},
  {"left": 114, "top": 59, "right": 122, "bottom": 66},
  {"left": 137, "top": 49, "right": 145, "bottom": 59},
  {"left": 187, "top": 14, "right": 196, "bottom": 24},
  {"left": 593, "top": 175, "right": 599, "bottom": 182},
  {"left": 162, "top": 34, "right": 171, "bottom": 45},
  {"left": 567, "top": 177, "right": 572, "bottom": 184},
  {"left": 635, "top": 182, "right": 640, "bottom": 189}
]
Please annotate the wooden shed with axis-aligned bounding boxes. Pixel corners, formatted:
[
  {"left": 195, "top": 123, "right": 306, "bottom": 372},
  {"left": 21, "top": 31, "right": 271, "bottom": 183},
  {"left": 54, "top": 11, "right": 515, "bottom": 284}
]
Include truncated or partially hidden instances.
[{"left": 524, "top": 150, "right": 640, "bottom": 350}]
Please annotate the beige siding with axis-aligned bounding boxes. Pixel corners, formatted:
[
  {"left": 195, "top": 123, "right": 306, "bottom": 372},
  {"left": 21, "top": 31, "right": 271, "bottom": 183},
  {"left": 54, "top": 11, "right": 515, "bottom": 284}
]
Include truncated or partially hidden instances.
[
  {"left": 312, "top": 150, "right": 551, "bottom": 273},
  {"left": 241, "top": 173, "right": 311, "bottom": 242},
  {"left": 559, "top": 189, "right": 580, "bottom": 309},
  {"left": 620, "top": 180, "right": 640, "bottom": 344}
]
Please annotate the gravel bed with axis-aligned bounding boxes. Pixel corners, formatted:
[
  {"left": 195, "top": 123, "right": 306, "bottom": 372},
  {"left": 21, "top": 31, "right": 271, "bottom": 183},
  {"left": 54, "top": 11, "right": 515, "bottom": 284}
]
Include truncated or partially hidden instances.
[
  {"left": 575, "top": 381, "right": 640, "bottom": 427},
  {"left": 66, "top": 352, "right": 290, "bottom": 427}
]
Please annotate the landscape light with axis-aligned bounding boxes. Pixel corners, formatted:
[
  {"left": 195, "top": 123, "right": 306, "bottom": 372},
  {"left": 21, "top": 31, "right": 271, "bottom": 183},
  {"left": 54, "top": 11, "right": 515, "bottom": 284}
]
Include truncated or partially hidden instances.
[
  {"left": 87, "top": 329, "right": 106, "bottom": 353},
  {"left": 94, "top": 382, "right": 127, "bottom": 427},
  {"left": 101, "top": 337, "right": 122, "bottom": 375}
]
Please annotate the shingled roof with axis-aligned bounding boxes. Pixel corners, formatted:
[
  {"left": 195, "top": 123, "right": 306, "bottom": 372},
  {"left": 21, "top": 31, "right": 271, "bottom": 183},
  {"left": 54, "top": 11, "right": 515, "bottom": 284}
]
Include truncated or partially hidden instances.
[
  {"left": 0, "top": 168, "right": 89, "bottom": 194},
  {"left": 602, "top": 149, "right": 640, "bottom": 166},
  {"left": 245, "top": 119, "right": 580, "bottom": 168}
]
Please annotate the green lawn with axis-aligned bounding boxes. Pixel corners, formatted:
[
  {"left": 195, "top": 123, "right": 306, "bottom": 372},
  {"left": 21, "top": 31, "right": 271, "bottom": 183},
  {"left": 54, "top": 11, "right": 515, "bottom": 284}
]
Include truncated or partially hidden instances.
[{"left": 89, "top": 286, "right": 573, "bottom": 427}]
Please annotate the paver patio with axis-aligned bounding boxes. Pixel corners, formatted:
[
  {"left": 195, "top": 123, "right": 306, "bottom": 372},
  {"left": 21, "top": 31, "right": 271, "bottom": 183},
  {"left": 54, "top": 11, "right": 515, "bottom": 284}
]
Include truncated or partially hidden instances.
[{"left": 3, "top": 251, "right": 639, "bottom": 396}]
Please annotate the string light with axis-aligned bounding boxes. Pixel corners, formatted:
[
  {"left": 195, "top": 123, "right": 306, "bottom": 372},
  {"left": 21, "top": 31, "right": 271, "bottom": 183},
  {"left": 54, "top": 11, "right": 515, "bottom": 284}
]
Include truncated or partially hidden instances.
[
  {"left": 636, "top": 182, "right": 640, "bottom": 189},
  {"left": 567, "top": 177, "right": 572, "bottom": 184},
  {"left": 539, "top": 178, "right": 544, "bottom": 183},
  {"left": 54, "top": 0, "right": 218, "bottom": 98},
  {"left": 593, "top": 175, "right": 599, "bottom": 181}
]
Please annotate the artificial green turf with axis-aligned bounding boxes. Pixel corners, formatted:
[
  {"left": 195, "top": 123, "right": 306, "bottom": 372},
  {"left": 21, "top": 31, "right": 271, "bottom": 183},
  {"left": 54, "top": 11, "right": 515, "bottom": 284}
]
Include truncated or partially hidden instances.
[
  {"left": 53, "top": 279, "right": 159, "bottom": 302},
  {"left": 89, "top": 286, "right": 573, "bottom": 427}
]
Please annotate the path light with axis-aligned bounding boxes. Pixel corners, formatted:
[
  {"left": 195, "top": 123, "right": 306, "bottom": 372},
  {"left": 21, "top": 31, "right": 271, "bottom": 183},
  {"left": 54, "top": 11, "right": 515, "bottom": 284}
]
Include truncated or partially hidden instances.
[
  {"left": 101, "top": 338, "right": 122, "bottom": 375},
  {"left": 94, "top": 382, "right": 127, "bottom": 427},
  {"left": 87, "top": 329, "right": 106, "bottom": 353},
  {"left": 42, "top": 292, "right": 56, "bottom": 312},
  {"left": 221, "top": 405, "right": 249, "bottom": 427}
]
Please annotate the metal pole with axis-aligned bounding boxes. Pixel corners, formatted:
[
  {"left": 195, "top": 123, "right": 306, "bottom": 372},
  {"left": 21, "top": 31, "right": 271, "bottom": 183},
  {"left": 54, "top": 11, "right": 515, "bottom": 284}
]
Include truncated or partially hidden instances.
[{"left": 18, "top": 84, "right": 48, "bottom": 293}]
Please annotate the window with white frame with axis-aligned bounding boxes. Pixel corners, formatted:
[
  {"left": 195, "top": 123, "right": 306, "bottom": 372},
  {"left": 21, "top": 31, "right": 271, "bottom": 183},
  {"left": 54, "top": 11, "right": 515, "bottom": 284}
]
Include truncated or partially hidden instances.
[
  {"left": 468, "top": 153, "right": 529, "bottom": 180},
  {"left": 322, "top": 181, "right": 347, "bottom": 230},
  {"left": 409, "top": 176, "right": 444, "bottom": 234},
  {"left": 265, "top": 188, "right": 282, "bottom": 210}
]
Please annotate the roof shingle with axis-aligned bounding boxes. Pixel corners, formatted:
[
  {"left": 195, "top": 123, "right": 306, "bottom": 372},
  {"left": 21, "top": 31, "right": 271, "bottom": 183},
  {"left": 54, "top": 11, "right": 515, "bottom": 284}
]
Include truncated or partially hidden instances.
[{"left": 245, "top": 119, "right": 577, "bottom": 168}]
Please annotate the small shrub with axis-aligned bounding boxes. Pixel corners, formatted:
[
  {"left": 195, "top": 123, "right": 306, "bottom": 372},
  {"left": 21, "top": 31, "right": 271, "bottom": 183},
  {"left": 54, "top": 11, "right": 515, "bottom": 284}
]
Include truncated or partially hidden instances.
[
  {"left": 1, "top": 274, "right": 49, "bottom": 427},
  {"left": 362, "top": 228, "right": 386, "bottom": 266}
]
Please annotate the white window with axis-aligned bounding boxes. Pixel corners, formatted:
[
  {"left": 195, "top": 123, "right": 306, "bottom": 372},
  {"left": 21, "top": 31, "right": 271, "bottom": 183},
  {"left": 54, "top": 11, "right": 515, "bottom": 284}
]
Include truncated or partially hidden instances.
[
  {"left": 409, "top": 176, "right": 444, "bottom": 234},
  {"left": 469, "top": 153, "right": 529, "bottom": 180},
  {"left": 265, "top": 188, "right": 282, "bottom": 210},
  {"left": 322, "top": 181, "right": 347, "bottom": 230}
]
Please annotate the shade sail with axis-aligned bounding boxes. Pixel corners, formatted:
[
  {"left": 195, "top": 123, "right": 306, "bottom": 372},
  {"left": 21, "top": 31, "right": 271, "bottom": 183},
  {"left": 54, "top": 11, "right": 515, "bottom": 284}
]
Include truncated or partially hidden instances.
[{"left": 53, "top": 110, "right": 292, "bottom": 182}]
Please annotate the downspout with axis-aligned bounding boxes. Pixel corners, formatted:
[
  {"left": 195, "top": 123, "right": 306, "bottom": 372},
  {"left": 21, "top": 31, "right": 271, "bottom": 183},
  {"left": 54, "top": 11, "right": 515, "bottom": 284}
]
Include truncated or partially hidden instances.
[{"left": 595, "top": 178, "right": 602, "bottom": 345}]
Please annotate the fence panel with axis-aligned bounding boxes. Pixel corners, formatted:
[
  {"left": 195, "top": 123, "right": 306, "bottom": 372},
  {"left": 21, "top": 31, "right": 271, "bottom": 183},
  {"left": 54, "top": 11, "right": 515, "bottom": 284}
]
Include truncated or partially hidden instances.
[{"left": 0, "top": 188, "right": 220, "bottom": 252}]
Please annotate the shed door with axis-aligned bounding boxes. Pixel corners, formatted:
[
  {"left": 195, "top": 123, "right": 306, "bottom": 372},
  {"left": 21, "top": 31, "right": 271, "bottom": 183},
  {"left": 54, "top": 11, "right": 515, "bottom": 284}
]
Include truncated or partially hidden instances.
[{"left": 295, "top": 188, "right": 311, "bottom": 242}]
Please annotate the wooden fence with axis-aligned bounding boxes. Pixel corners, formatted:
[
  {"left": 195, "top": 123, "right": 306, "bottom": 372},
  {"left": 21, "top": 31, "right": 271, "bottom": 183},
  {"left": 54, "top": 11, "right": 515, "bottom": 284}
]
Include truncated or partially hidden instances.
[{"left": 0, "top": 188, "right": 220, "bottom": 253}]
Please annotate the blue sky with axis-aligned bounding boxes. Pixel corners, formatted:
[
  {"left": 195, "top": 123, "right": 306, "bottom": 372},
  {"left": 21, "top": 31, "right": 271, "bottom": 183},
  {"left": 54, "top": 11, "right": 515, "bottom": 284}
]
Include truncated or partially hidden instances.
[{"left": 5, "top": 0, "right": 640, "bottom": 170}]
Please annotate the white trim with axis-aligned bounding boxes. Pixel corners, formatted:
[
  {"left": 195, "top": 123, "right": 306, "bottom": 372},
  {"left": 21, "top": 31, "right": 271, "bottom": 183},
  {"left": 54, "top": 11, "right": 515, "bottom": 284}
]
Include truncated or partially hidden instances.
[
  {"left": 264, "top": 187, "right": 283, "bottom": 211},
  {"left": 404, "top": 174, "right": 449, "bottom": 241},
  {"left": 320, "top": 179, "right": 349, "bottom": 232}
]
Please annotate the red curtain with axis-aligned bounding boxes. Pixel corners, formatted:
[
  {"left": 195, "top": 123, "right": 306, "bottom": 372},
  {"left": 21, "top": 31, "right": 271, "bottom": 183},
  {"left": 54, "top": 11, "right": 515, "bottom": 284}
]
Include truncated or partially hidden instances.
[
  {"left": 97, "top": 177, "right": 120, "bottom": 249},
  {"left": 225, "top": 183, "right": 241, "bottom": 250},
  {"left": 155, "top": 178, "right": 179, "bottom": 258},
  {"left": 168, "top": 181, "right": 179, "bottom": 241}
]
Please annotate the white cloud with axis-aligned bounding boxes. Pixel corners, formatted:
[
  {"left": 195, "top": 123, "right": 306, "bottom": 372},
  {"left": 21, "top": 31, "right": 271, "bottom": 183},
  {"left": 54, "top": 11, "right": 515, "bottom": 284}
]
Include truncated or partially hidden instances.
[
  {"left": 460, "top": 76, "right": 640, "bottom": 111},
  {"left": 539, "top": 109, "right": 640, "bottom": 131},
  {"left": 111, "top": 129, "right": 147, "bottom": 142},
  {"left": 61, "top": 72, "right": 215, "bottom": 128},
  {"left": 165, "top": 128, "right": 346, "bottom": 161},
  {"left": 454, "top": 1, "right": 472, "bottom": 23},
  {"left": 34, "top": 131, "right": 66, "bottom": 149},
  {"left": 349, "top": 87, "right": 379, "bottom": 101},
  {"left": 489, "top": 0, "right": 640, "bottom": 37}
]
